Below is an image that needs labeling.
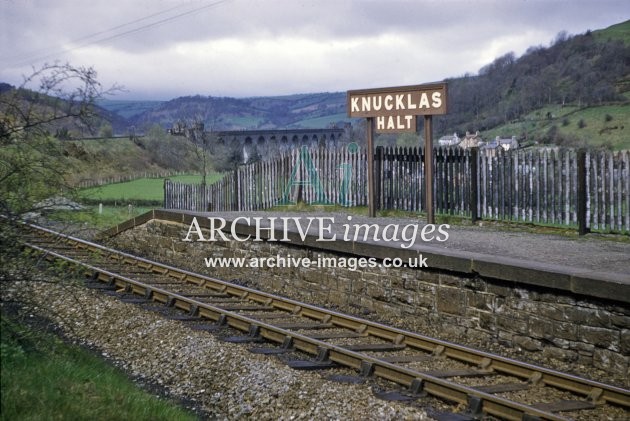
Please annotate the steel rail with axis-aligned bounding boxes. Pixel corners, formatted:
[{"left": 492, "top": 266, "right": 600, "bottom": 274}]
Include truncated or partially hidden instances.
[{"left": 20, "top": 223, "right": 630, "bottom": 420}]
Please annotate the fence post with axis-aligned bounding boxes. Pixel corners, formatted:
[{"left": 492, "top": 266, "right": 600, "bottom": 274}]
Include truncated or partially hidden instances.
[
  {"left": 470, "top": 148, "right": 479, "bottom": 223},
  {"left": 233, "top": 168, "right": 240, "bottom": 211},
  {"left": 375, "top": 146, "right": 383, "bottom": 211},
  {"left": 577, "top": 148, "right": 589, "bottom": 235},
  {"left": 163, "top": 179, "right": 168, "bottom": 209}
]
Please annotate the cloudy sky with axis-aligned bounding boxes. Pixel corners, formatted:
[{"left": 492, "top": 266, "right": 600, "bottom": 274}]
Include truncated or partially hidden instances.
[{"left": 1, "top": 0, "right": 628, "bottom": 100}]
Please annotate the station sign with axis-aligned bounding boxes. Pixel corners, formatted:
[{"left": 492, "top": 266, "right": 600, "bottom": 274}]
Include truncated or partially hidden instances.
[
  {"left": 346, "top": 81, "right": 448, "bottom": 221},
  {"left": 347, "top": 82, "right": 447, "bottom": 133}
]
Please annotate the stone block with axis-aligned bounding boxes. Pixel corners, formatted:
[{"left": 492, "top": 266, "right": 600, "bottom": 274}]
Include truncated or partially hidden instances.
[
  {"left": 579, "top": 326, "right": 619, "bottom": 350},
  {"left": 466, "top": 291, "right": 494, "bottom": 311},
  {"left": 621, "top": 329, "right": 630, "bottom": 355},
  {"left": 497, "top": 330, "right": 514, "bottom": 346},
  {"left": 497, "top": 316, "right": 528, "bottom": 335},
  {"left": 414, "top": 290, "right": 434, "bottom": 309},
  {"left": 403, "top": 278, "right": 418, "bottom": 291},
  {"left": 571, "top": 341, "right": 595, "bottom": 356},
  {"left": 528, "top": 316, "right": 554, "bottom": 340},
  {"left": 537, "top": 302, "right": 566, "bottom": 322},
  {"left": 391, "top": 290, "right": 414, "bottom": 305},
  {"left": 439, "top": 273, "right": 463, "bottom": 287},
  {"left": 551, "top": 337, "right": 570, "bottom": 349},
  {"left": 367, "top": 283, "right": 389, "bottom": 302},
  {"left": 553, "top": 321, "right": 578, "bottom": 342},
  {"left": 478, "top": 311, "right": 496, "bottom": 333},
  {"left": 611, "top": 314, "right": 630, "bottom": 329},
  {"left": 415, "top": 270, "right": 439, "bottom": 283},
  {"left": 417, "top": 281, "right": 437, "bottom": 294},
  {"left": 436, "top": 287, "right": 465, "bottom": 315},
  {"left": 566, "top": 306, "right": 612, "bottom": 328},
  {"left": 513, "top": 335, "right": 542, "bottom": 351}
]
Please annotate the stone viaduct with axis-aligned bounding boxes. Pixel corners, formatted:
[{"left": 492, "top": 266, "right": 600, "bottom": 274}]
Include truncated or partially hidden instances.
[
  {"left": 170, "top": 122, "right": 352, "bottom": 162},
  {"left": 213, "top": 126, "right": 351, "bottom": 161}
]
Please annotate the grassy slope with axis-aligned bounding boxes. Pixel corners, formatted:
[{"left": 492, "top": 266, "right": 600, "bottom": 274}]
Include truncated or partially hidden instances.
[
  {"left": 483, "top": 104, "right": 630, "bottom": 150},
  {"left": 62, "top": 136, "right": 202, "bottom": 185},
  {"left": 1, "top": 314, "right": 197, "bottom": 421},
  {"left": 593, "top": 19, "right": 630, "bottom": 44},
  {"left": 96, "top": 99, "right": 164, "bottom": 119},
  {"left": 292, "top": 112, "right": 350, "bottom": 128}
]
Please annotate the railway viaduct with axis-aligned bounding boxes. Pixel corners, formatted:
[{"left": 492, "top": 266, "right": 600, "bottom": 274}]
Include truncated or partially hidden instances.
[{"left": 171, "top": 123, "right": 352, "bottom": 162}]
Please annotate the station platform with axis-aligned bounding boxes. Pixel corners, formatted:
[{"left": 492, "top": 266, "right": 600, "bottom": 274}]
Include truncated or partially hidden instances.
[{"left": 104, "top": 209, "right": 630, "bottom": 304}]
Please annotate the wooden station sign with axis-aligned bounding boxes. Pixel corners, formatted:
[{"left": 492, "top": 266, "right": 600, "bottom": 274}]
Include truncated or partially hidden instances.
[
  {"left": 347, "top": 82, "right": 448, "bottom": 133},
  {"left": 346, "top": 81, "right": 448, "bottom": 221}
]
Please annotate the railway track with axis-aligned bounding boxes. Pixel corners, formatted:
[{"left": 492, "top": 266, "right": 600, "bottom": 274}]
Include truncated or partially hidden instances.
[{"left": 19, "top": 222, "right": 630, "bottom": 421}]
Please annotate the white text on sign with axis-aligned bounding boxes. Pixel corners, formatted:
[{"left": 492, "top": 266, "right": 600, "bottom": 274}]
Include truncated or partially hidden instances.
[
  {"left": 351, "top": 92, "right": 442, "bottom": 115},
  {"left": 376, "top": 115, "right": 415, "bottom": 132},
  {"left": 347, "top": 83, "right": 447, "bottom": 119}
]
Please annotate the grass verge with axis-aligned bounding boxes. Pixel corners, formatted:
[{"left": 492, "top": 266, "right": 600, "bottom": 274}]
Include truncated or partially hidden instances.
[
  {"left": 47, "top": 205, "right": 153, "bottom": 229},
  {"left": 79, "top": 174, "right": 222, "bottom": 204},
  {"left": 0, "top": 312, "right": 198, "bottom": 421}
]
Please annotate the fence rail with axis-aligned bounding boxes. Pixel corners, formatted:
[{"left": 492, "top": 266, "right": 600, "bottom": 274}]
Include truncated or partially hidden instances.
[{"left": 164, "top": 146, "right": 630, "bottom": 233}]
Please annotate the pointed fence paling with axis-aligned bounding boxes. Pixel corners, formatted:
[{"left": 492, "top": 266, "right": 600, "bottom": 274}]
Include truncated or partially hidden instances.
[{"left": 163, "top": 147, "right": 630, "bottom": 233}]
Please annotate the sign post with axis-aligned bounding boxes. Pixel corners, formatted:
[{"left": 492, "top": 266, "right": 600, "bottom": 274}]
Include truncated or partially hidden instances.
[
  {"left": 347, "top": 82, "right": 447, "bottom": 220},
  {"left": 366, "top": 117, "right": 376, "bottom": 217},
  {"left": 423, "top": 115, "right": 434, "bottom": 223}
]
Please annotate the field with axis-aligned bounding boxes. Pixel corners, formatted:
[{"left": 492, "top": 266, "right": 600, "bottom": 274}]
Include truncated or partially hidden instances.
[
  {"left": 294, "top": 112, "right": 351, "bottom": 128},
  {"left": 46, "top": 174, "right": 222, "bottom": 228},
  {"left": 80, "top": 174, "right": 221, "bottom": 204}
]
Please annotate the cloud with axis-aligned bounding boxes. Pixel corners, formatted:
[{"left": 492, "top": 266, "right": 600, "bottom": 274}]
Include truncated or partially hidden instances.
[{"left": 1, "top": 0, "right": 628, "bottom": 99}]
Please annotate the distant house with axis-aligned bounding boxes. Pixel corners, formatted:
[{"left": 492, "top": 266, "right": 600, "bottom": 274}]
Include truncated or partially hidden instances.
[
  {"left": 496, "top": 136, "right": 519, "bottom": 151},
  {"left": 480, "top": 136, "right": 519, "bottom": 156},
  {"left": 438, "top": 132, "right": 460, "bottom": 147},
  {"left": 481, "top": 139, "right": 499, "bottom": 150},
  {"left": 458, "top": 131, "right": 484, "bottom": 149}
]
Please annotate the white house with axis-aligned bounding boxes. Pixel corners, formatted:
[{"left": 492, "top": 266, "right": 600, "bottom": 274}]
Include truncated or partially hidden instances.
[
  {"left": 496, "top": 136, "right": 519, "bottom": 151},
  {"left": 438, "top": 132, "right": 460, "bottom": 147},
  {"left": 458, "top": 131, "right": 484, "bottom": 149}
]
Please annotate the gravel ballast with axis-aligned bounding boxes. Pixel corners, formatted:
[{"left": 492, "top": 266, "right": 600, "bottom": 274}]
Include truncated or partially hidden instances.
[{"left": 3, "top": 280, "right": 431, "bottom": 420}]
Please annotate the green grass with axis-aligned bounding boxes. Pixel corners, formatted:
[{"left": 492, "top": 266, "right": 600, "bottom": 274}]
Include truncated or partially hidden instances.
[
  {"left": 96, "top": 99, "right": 164, "bottom": 119},
  {"left": 48, "top": 205, "right": 153, "bottom": 229},
  {"left": 593, "top": 19, "right": 630, "bottom": 45},
  {"left": 224, "top": 115, "right": 266, "bottom": 128},
  {"left": 483, "top": 104, "right": 630, "bottom": 150},
  {"left": 1, "top": 314, "right": 198, "bottom": 421},
  {"left": 80, "top": 174, "right": 222, "bottom": 204},
  {"left": 293, "top": 113, "right": 351, "bottom": 129}
]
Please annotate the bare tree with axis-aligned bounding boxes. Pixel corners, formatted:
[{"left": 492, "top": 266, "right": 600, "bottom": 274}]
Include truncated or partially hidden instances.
[{"left": 0, "top": 63, "right": 113, "bottom": 282}]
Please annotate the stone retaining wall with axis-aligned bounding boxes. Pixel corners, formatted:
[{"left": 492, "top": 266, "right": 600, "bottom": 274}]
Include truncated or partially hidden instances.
[{"left": 110, "top": 220, "right": 629, "bottom": 383}]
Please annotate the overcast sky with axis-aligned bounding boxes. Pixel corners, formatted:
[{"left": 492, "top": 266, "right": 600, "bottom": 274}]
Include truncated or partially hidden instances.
[{"left": 1, "top": 0, "right": 628, "bottom": 100}]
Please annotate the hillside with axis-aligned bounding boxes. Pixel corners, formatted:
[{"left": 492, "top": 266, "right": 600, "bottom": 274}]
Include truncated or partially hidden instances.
[
  {"left": 76, "top": 20, "right": 630, "bottom": 149},
  {"left": 0, "top": 82, "right": 129, "bottom": 138},
  {"left": 118, "top": 92, "right": 348, "bottom": 132},
  {"left": 484, "top": 104, "right": 630, "bottom": 150},
  {"left": 60, "top": 133, "right": 202, "bottom": 185}
]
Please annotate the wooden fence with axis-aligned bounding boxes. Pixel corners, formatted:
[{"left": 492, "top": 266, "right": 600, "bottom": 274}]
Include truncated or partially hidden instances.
[{"left": 164, "top": 146, "right": 630, "bottom": 233}]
